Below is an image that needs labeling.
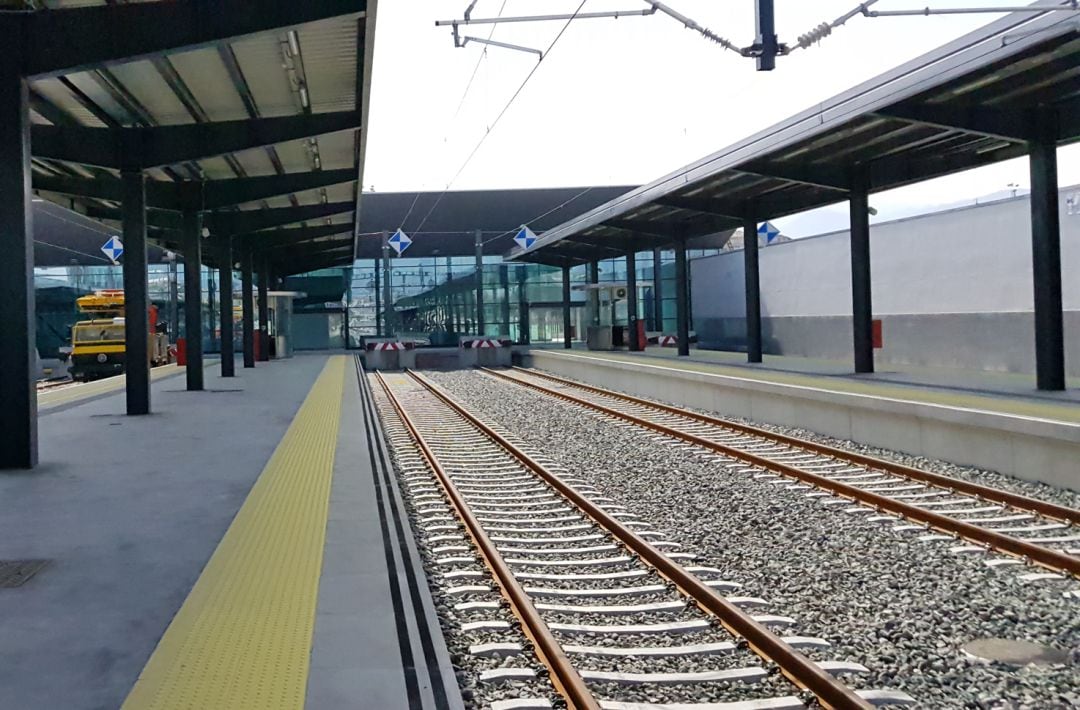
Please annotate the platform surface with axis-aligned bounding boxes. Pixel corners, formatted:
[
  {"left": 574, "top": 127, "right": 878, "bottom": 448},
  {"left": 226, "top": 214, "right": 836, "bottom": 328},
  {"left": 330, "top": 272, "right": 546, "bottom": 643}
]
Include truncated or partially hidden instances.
[
  {"left": 1, "top": 353, "right": 451, "bottom": 710},
  {"left": 532, "top": 346, "right": 1080, "bottom": 424}
]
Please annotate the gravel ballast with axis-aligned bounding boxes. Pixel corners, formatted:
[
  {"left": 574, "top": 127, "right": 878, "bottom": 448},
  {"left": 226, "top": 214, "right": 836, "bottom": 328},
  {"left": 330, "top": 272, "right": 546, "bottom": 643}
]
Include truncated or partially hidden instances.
[{"left": 429, "top": 370, "right": 1080, "bottom": 709}]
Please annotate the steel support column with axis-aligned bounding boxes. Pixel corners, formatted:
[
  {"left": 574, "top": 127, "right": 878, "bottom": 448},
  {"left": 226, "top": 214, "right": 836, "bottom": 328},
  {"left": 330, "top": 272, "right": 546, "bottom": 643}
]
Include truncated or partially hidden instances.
[
  {"left": 652, "top": 248, "right": 664, "bottom": 332},
  {"left": 122, "top": 170, "right": 151, "bottom": 414},
  {"left": 499, "top": 263, "right": 510, "bottom": 336},
  {"left": 382, "top": 241, "right": 392, "bottom": 336},
  {"left": 240, "top": 239, "right": 254, "bottom": 368},
  {"left": 0, "top": 63, "right": 36, "bottom": 467},
  {"left": 626, "top": 251, "right": 640, "bottom": 351},
  {"left": 562, "top": 265, "right": 572, "bottom": 349},
  {"left": 849, "top": 168, "right": 874, "bottom": 374},
  {"left": 1029, "top": 109, "right": 1065, "bottom": 391},
  {"left": 218, "top": 236, "right": 235, "bottom": 377},
  {"left": 374, "top": 256, "right": 381, "bottom": 337},
  {"left": 182, "top": 210, "right": 204, "bottom": 390},
  {"left": 257, "top": 255, "right": 269, "bottom": 362},
  {"left": 168, "top": 260, "right": 179, "bottom": 344},
  {"left": 674, "top": 237, "right": 690, "bottom": 357},
  {"left": 475, "top": 229, "right": 485, "bottom": 335},
  {"left": 517, "top": 265, "right": 530, "bottom": 345},
  {"left": 587, "top": 260, "right": 600, "bottom": 328},
  {"left": 743, "top": 217, "right": 763, "bottom": 363}
]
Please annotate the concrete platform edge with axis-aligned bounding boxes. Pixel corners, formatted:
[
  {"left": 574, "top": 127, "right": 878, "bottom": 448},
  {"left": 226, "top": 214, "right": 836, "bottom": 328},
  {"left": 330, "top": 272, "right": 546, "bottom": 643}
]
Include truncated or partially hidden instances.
[
  {"left": 355, "top": 357, "right": 465, "bottom": 710},
  {"left": 524, "top": 350, "right": 1080, "bottom": 492}
]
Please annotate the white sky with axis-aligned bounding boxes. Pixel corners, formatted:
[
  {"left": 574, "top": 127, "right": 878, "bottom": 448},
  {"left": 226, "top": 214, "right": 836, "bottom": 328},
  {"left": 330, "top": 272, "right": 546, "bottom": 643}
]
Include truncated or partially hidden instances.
[{"left": 362, "top": 1, "right": 1080, "bottom": 237}]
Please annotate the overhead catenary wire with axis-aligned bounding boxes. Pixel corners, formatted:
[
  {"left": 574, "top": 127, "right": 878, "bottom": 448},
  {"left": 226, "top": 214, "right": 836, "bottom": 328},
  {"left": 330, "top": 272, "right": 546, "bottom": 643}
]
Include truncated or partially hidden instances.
[
  {"left": 413, "top": 0, "right": 591, "bottom": 234},
  {"left": 398, "top": 0, "right": 511, "bottom": 234}
]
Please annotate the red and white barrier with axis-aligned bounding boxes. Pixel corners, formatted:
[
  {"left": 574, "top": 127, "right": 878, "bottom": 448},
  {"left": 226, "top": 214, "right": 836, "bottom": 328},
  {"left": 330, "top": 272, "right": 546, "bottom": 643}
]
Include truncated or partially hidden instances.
[
  {"left": 369, "top": 341, "right": 404, "bottom": 351},
  {"left": 657, "top": 335, "right": 678, "bottom": 347},
  {"left": 460, "top": 338, "right": 510, "bottom": 349}
]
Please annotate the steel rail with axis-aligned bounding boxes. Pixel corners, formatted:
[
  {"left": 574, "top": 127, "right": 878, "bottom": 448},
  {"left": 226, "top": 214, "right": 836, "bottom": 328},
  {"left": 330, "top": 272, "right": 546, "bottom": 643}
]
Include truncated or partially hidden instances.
[
  {"left": 485, "top": 367, "right": 1080, "bottom": 578},
  {"left": 405, "top": 369, "right": 873, "bottom": 710},
  {"left": 504, "top": 366, "right": 1080, "bottom": 526},
  {"left": 373, "top": 371, "right": 599, "bottom": 710}
]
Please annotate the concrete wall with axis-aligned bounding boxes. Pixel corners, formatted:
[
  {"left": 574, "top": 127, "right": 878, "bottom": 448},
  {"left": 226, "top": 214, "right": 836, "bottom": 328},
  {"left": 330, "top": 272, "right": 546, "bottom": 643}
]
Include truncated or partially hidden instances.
[{"left": 691, "top": 190, "right": 1080, "bottom": 374}]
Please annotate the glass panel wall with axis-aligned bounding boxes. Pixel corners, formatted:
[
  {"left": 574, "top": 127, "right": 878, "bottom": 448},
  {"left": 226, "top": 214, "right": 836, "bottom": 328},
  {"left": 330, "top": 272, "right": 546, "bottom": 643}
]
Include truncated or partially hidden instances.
[{"left": 33, "top": 263, "right": 238, "bottom": 358}]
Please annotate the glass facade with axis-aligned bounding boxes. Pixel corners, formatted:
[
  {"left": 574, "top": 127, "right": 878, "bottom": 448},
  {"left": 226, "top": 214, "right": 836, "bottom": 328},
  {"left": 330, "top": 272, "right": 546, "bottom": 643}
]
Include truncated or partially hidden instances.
[
  {"left": 33, "top": 264, "right": 237, "bottom": 358},
  {"left": 343, "top": 248, "right": 722, "bottom": 348},
  {"left": 32, "top": 247, "right": 721, "bottom": 358}
]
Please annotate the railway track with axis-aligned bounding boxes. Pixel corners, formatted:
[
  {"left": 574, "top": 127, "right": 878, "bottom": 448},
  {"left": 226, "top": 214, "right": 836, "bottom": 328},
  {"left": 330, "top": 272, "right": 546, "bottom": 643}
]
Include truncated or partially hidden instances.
[
  {"left": 372, "top": 366, "right": 916, "bottom": 710},
  {"left": 483, "top": 367, "right": 1080, "bottom": 582}
]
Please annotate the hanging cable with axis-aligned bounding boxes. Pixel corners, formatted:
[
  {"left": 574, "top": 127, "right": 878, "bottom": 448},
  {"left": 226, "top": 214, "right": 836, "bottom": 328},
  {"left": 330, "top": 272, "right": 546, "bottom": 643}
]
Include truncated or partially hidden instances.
[
  {"left": 399, "top": 0, "right": 511, "bottom": 233},
  {"left": 413, "top": 0, "right": 591, "bottom": 233}
]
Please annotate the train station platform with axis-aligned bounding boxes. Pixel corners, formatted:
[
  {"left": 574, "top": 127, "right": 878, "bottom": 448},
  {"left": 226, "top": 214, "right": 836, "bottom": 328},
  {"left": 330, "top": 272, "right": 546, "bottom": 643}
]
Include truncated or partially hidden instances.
[
  {"left": 1, "top": 354, "right": 460, "bottom": 710},
  {"left": 522, "top": 347, "right": 1080, "bottom": 491}
]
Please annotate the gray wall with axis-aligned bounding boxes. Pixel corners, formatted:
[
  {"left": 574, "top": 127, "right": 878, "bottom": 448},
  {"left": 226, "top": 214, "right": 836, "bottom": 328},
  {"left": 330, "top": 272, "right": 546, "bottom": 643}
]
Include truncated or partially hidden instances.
[{"left": 691, "top": 189, "right": 1080, "bottom": 375}]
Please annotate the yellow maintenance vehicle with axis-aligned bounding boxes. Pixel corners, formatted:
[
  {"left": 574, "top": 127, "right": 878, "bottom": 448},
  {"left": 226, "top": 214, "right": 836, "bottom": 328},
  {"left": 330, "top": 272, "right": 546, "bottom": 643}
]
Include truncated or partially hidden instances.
[{"left": 69, "top": 290, "right": 172, "bottom": 381}]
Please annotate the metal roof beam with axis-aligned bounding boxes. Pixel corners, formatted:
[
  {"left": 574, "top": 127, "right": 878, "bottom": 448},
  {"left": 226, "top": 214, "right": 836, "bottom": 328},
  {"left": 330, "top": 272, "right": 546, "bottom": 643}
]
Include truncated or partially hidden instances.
[
  {"left": 209, "top": 202, "right": 355, "bottom": 236},
  {"left": 654, "top": 195, "right": 749, "bottom": 219},
  {"left": 603, "top": 218, "right": 674, "bottom": 238},
  {"left": 567, "top": 234, "right": 657, "bottom": 254},
  {"left": 873, "top": 103, "right": 1033, "bottom": 143},
  {"left": 204, "top": 169, "right": 357, "bottom": 209},
  {"left": 32, "top": 170, "right": 356, "bottom": 211},
  {"left": 33, "top": 172, "right": 173, "bottom": 207},
  {"left": 31, "top": 111, "right": 361, "bottom": 169},
  {"left": 265, "top": 240, "right": 352, "bottom": 258},
  {"left": 21, "top": 0, "right": 367, "bottom": 79},
  {"left": 734, "top": 162, "right": 849, "bottom": 192},
  {"left": 244, "top": 225, "right": 353, "bottom": 249}
]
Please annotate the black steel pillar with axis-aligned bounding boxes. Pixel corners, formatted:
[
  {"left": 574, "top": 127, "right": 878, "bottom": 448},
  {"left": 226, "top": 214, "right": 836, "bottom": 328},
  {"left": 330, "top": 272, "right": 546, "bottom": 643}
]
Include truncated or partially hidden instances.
[
  {"left": 475, "top": 229, "right": 485, "bottom": 335},
  {"left": 122, "top": 170, "right": 151, "bottom": 414},
  {"left": 674, "top": 237, "right": 690, "bottom": 357},
  {"left": 207, "top": 267, "right": 217, "bottom": 354},
  {"left": 849, "top": 168, "right": 874, "bottom": 374},
  {"left": 1029, "top": 109, "right": 1065, "bottom": 391},
  {"left": 182, "top": 210, "right": 204, "bottom": 391},
  {"left": 587, "top": 260, "right": 600, "bottom": 328},
  {"left": 0, "top": 63, "right": 36, "bottom": 467},
  {"left": 240, "top": 239, "right": 255, "bottom": 368},
  {"left": 743, "top": 216, "right": 763, "bottom": 363},
  {"left": 168, "top": 259, "right": 179, "bottom": 343},
  {"left": 517, "top": 265, "right": 530, "bottom": 345},
  {"left": 652, "top": 248, "right": 664, "bottom": 332},
  {"left": 382, "top": 241, "right": 392, "bottom": 336},
  {"left": 499, "top": 264, "right": 510, "bottom": 336},
  {"left": 373, "top": 257, "right": 381, "bottom": 337},
  {"left": 218, "top": 236, "right": 235, "bottom": 377},
  {"left": 562, "top": 265, "right": 572, "bottom": 349},
  {"left": 626, "top": 251, "right": 640, "bottom": 351},
  {"left": 257, "top": 255, "right": 269, "bottom": 362},
  {"left": 754, "top": 0, "right": 778, "bottom": 71}
]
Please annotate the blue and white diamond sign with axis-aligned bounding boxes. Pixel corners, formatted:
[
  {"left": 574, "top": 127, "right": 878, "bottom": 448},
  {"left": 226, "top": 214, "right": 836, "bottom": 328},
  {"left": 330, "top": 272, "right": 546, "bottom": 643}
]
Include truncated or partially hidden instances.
[
  {"left": 513, "top": 225, "right": 538, "bottom": 251},
  {"left": 388, "top": 228, "right": 412, "bottom": 256},
  {"left": 100, "top": 235, "right": 124, "bottom": 263},
  {"left": 757, "top": 221, "right": 781, "bottom": 245}
]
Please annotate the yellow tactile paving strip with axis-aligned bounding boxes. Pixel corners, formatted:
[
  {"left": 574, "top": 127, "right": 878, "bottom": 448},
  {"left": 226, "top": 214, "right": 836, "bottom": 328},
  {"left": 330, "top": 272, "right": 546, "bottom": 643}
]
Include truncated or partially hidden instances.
[
  {"left": 38, "top": 364, "right": 193, "bottom": 411},
  {"left": 546, "top": 350, "right": 1080, "bottom": 424},
  {"left": 121, "top": 356, "right": 346, "bottom": 710}
]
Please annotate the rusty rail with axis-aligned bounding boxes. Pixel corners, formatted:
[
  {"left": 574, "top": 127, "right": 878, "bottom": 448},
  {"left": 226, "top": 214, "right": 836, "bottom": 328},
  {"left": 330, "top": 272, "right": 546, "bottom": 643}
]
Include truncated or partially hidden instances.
[
  {"left": 485, "top": 367, "right": 1080, "bottom": 578},
  {"left": 406, "top": 369, "right": 873, "bottom": 710},
  {"left": 374, "top": 371, "right": 599, "bottom": 710},
  {"left": 509, "top": 366, "right": 1080, "bottom": 526}
]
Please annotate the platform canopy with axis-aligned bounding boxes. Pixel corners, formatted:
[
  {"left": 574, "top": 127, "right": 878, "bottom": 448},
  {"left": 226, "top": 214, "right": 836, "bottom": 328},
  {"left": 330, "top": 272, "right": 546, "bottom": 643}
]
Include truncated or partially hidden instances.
[
  {"left": 509, "top": 8, "right": 1080, "bottom": 266},
  {"left": 21, "top": 0, "right": 376, "bottom": 275},
  {"left": 352, "top": 185, "right": 636, "bottom": 259}
]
